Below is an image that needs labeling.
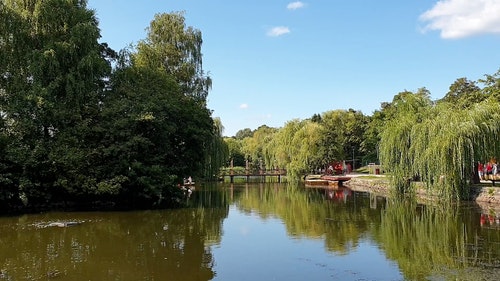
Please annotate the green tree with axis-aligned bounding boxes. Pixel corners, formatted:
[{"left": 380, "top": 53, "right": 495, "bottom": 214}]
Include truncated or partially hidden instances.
[
  {"left": 0, "top": 2, "right": 218, "bottom": 209},
  {"left": 203, "top": 117, "right": 228, "bottom": 180},
  {"left": 241, "top": 125, "right": 277, "bottom": 169},
  {"left": 361, "top": 110, "right": 384, "bottom": 165},
  {"left": 310, "top": 113, "right": 322, "bottom": 123},
  {"left": 0, "top": 0, "right": 112, "bottom": 206},
  {"left": 134, "top": 12, "right": 211, "bottom": 104},
  {"left": 224, "top": 137, "right": 245, "bottom": 167},
  {"left": 479, "top": 68, "right": 500, "bottom": 101},
  {"left": 235, "top": 128, "right": 253, "bottom": 139},
  {"left": 379, "top": 86, "right": 500, "bottom": 200},
  {"left": 317, "top": 111, "right": 346, "bottom": 164},
  {"left": 263, "top": 120, "right": 322, "bottom": 179},
  {"left": 97, "top": 58, "right": 215, "bottom": 206},
  {"left": 439, "top": 77, "right": 482, "bottom": 108},
  {"left": 127, "top": 11, "right": 222, "bottom": 184},
  {"left": 379, "top": 89, "right": 433, "bottom": 195},
  {"left": 317, "top": 109, "right": 367, "bottom": 168}
]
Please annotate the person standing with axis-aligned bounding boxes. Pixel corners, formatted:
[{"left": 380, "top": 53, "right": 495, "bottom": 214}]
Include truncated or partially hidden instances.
[{"left": 486, "top": 161, "right": 493, "bottom": 180}]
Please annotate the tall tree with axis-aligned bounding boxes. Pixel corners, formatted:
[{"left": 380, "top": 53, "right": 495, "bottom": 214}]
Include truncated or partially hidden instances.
[
  {"left": 134, "top": 12, "right": 211, "bottom": 104},
  {"left": 96, "top": 61, "right": 214, "bottom": 206},
  {"left": 0, "top": 0, "right": 111, "bottom": 206},
  {"left": 379, "top": 89, "right": 433, "bottom": 195},
  {"left": 130, "top": 11, "right": 221, "bottom": 182}
]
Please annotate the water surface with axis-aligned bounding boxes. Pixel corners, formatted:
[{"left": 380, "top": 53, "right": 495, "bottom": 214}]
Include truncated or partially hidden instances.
[{"left": 1, "top": 182, "right": 499, "bottom": 280}]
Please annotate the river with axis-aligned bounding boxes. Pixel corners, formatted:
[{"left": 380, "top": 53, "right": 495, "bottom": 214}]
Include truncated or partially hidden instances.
[{"left": 0, "top": 182, "right": 499, "bottom": 280}]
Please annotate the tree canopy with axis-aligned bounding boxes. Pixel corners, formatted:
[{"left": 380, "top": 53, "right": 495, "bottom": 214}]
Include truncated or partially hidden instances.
[
  {"left": 379, "top": 88, "right": 500, "bottom": 200},
  {"left": 0, "top": 1, "right": 223, "bottom": 211}
]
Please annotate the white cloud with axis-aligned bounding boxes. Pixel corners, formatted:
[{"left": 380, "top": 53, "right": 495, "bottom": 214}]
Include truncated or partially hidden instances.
[
  {"left": 239, "top": 103, "right": 249, "bottom": 109},
  {"left": 267, "top": 26, "right": 291, "bottom": 37},
  {"left": 287, "top": 1, "right": 305, "bottom": 10},
  {"left": 419, "top": 0, "right": 500, "bottom": 39}
]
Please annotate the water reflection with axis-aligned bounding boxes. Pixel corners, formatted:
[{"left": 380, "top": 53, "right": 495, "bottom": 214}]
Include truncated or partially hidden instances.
[
  {"left": 0, "top": 182, "right": 499, "bottom": 280},
  {"left": 0, "top": 207, "right": 226, "bottom": 280},
  {"left": 375, "top": 201, "right": 500, "bottom": 280}
]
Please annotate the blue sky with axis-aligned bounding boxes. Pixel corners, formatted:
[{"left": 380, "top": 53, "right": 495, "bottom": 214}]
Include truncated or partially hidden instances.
[{"left": 87, "top": 0, "right": 500, "bottom": 137}]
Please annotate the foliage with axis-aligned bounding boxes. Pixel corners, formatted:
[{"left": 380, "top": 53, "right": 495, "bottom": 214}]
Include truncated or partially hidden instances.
[
  {"left": 379, "top": 89, "right": 433, "bottom": 195},
  {"left": 360, "top": 111, "right": 382, "bottom": 164},
  {"left": 263, "top": 119, "right": 322, "bottom": 179},
  {"left": 202, "top": 117, "right": 228, "bottom": 180},
  {"left": 234, "top": 128, "right": 253, "bottom": 139},
  {"left": 0, "top": 0, "right": 112, "bottom": 206},
  {"left": 96, "top": 62, "right": 215, "bottom": 206},
  {"left": 317, "top": 109, "right": 367, "bottom": 169},
  {"left": 438, "top": 77, "right": 483, "bottom": 109},
  {"left": 134, "top": 11, "right": 211, "bottom": 104},
  {"left": 236, "top": 109, "right": 369, "bottom": 180},
  {"left": 240, "top": 125, "right": 277, "bottom": 167},
  {"left": 0, "top": 3, "right": 220, "bottom": 210},
  {"left": 380, "top": 87, "right": 500, "bottom": 200},
  {"left": 224, "top": 137, "right": 245, "bottom": 167}
]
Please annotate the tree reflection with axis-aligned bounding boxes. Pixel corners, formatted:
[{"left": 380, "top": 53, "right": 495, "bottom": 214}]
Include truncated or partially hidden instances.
[
  {"left": 0, "top": 199, "right": 228, "bottom": 280},
  {"left": 228, "top": 182, "right": 500, "bottom": 280},
  {"left": 374, "top": 200, "right": 500, "bottom": 280},
  {"left": 234, "top": 183, "right": 382, "bottom": 254},
  {"left": 1, "top": 183, "right": 499, "bottom": 280}
]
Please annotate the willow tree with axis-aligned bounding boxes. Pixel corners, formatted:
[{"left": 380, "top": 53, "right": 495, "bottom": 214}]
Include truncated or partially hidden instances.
[
  {"left": 380, "top": 89, "right": 500, "bottom": 200},
  {"left": 263, "top": 119, "right": 322, "bottom": 179},
  {"left": 379, "top": 89, "right": 434, "bottom": 196},
  {"left": 203, "top": 117, "right": 228, "bottom": 180},
  {"left": 240, "top": 125, "right": 277, "bottom": 170},
  {"left": 286, "top": 120, "right": 323, "bottom": 178},
  {"left": 420, "top": 100, "right": 500, "bottom": 199}
]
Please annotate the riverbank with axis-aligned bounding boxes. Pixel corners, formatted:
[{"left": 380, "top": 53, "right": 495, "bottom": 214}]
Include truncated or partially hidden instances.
[{"left": 344, "top": 175, "right": 500, "bottom": 215}]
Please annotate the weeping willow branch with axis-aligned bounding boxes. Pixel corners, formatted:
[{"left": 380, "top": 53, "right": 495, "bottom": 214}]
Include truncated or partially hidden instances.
[{"left": 380, "top": 96, "right": 500, "bottom": 200}]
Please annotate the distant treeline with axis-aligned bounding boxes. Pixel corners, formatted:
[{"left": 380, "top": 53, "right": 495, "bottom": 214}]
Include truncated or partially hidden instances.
[
  {"left": 0, "top": 1, "right": 227, "bottom": 211},
  {"left": 226, "top": 76, "right": 500, "bottom": 200}
]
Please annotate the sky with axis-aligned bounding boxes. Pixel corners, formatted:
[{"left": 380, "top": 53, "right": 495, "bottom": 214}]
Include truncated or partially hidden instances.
[{"left": 87, "top": 0, "right": 500, "bottom": 137}]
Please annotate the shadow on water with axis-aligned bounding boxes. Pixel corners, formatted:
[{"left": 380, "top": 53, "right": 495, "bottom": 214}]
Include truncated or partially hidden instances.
[{"left": 0, "top": 182, "right": 499, "bottom": 280}]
